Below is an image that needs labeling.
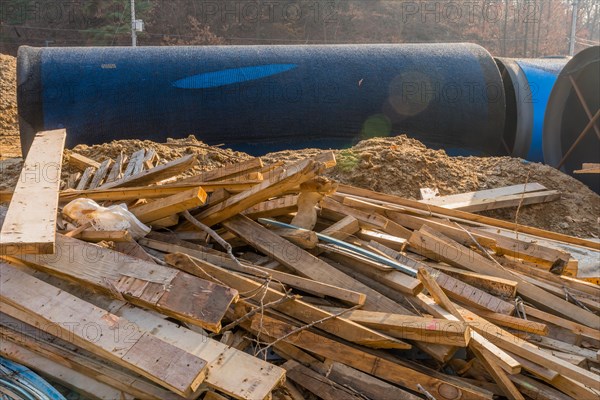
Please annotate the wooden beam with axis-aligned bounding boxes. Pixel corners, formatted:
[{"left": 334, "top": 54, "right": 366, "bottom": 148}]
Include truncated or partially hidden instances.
[
  {"left": 99, "top": 155, "right": 197, "bottom": 189},
  {"left": 131, "top": 186, "right": 207, "bottom": 223},
  {"left": 24, "top": 268, "right": 285, "bottom": 400},
  {"left": 165, "top": 253, "right": 409, "bottom": 350},
  {"left": 193, "top": 158, "right": 323, "bottom": 227},
  {"left": 180, "top": 157, "right": 263, "bottom": 183},
  {"left": 409, "top": 226, "right": 600, "bottom": 329},
  {"left": 336, "top": 184, "right": 600, "bottom": 250},
  {"left": 467, "top": 309, "right": 549, "bottom": 335},
  {"left": 0, "top": 263, "right": 208, "bottom": 396},
  {"left": 0, "top": 316, "right": 180, "bottom": 400},
  {"left": 0, "top": 339, "right": 136, "bottom": 400},
  {"left": 320, "top": 307, "right": 471, "bottom": 347},
  {"left": 68, "top": 152, "right": 101, "bottom": 170},
  {"left": 1, "top": 129, "right": 66, "bottom": 256},
  {"left": 88, "top": 158, "right": 114, "bottom": 189},
  {"left": 6, "top": 235, "right": 238, "bottom": 333},
  {"left": 222, "top": 215, "right": 408, "bottom": 313},
  {"left": 424, "top": 189, "right": 560, "bottom": 213},
  {"left": 243, "top": 195, "right": 298, "bottom": 219},
  {"left": 420, "top": 183, "right": 547, "bottom": 206},
  {"left": 323, "top": 361, "right": 422, "bottom": 400},
  {"left": 66, "top": 230, "right": 133, "bottom": 243},
  {"left": 413, "top": 293, "right": 521, "bottom": 375},
  {"left": 249, "top": 314, "right": 491, "bottom": 400},
  {"left": 459, "top": 308, "right": 600, "bottom": 390},
  {"left": 282, "top": 360, "right": 364, "bottom": 400}
]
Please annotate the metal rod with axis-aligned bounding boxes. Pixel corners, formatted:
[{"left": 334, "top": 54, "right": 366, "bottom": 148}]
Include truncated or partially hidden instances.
[
  {"left": 569, "top": 75, "right": 600, "bottom": 139},
  {"left": 130, "top": 0, "right": 137, "bottom": 47},
  {"left": 257, "top": 218, "right": 418, "bottom": 277},
  {"left": 557, "top": 108, "right": 600, "bottom": 169}
]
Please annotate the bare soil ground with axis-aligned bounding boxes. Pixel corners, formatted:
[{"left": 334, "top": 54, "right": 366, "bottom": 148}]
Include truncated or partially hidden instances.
[{"left": 1, "top": 53, "right": 598, "bottom": 238}]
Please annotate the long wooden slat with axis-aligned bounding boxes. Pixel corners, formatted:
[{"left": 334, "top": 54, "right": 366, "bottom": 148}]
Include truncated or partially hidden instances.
[
  {"left": 0, "top": 263, "right": 208, "bottom": 396},
  {"left": 320, "top": 307, "right": 471, "bottom": 347},
  {"left": 20, "top": 266, "right": 285, "bottom": 400},
  {"left": 0, "top": 316, "right": 181, "bottom": 400},
  {"left": 68, "top": 152, "right": 101, "bottom": 170},
  {"left": 1, "top": 129, "right": 66, "bottom": 255},
  {"left": 420, "top": 183, "right": 547, "bottom": 206},
  {"left": 99, "top": 155, "right": 197, "bottom": 189},
  {"left": 130, "top": 187, "right": 207, "bottom": 223},
  {"left": 282, "top": 360, "right": 364, "bottom": 400},
  {"left": 223, "top": 215, "right": 409, "bottom": 314},
  {"left": 324, "top": 361, "right": 422, "bottom": 400},
  {"left": 180, "top": 157, "right": 263, "bottom": 183},
  {"left": 249, "top": 314, "right": 491, "bottom": 400},
  {"left": 165, "top": 253, "right": 410, "bottom": 350},
  {"left": 0, "top": 339, "right": 136, "bottom": 400},
  {"left": 193, "top": 157, "right": 324, "bottom": 227},
  {"left": 409, "top": 227, "right": 600, "bottom": 329},
  {"left": 88, "top": 158, "right": 114, "bottom": 189},
  {"left": 5, "top": 234, "right": 238, "bottom": 333},
  {"left": 336, "top": 184, "right": 600, "bottom": 250},
  {"left": 458, "top": 307, "right": 600, "bottom": 390}
]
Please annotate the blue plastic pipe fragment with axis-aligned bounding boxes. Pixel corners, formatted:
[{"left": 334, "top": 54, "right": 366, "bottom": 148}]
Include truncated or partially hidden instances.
[{"left": 257, "top": 218, "right": 417, "bottom": 277}]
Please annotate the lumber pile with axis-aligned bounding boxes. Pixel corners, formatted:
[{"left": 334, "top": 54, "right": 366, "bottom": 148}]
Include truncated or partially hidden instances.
[{"left": 1, "top": 130, "right": 599, "bottom": 400}]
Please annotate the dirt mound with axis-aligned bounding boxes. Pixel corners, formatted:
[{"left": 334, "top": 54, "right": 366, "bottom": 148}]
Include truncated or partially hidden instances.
[
  {"left": 0, "top": 54, "right": 20, "bottom": 158},
  {"left": 65, "top": 136, "right": 253, "bottom": 179},
  {"left": 265, "top": 135, "right": 600, "bottom": 237}
]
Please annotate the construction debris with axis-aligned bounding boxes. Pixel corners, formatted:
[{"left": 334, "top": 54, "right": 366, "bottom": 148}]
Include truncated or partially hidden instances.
[{"left": 0, "top": 130, "right": 599, "bottom": 400}]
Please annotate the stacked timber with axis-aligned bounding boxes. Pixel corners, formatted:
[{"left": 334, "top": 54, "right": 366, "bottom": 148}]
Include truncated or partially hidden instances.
[{"left": 0, "top": 129, "right": 599, "bottom": 400}]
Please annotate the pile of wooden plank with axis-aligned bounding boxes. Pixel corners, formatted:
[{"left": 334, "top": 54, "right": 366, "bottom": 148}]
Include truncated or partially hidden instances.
[{"left": 1, "top": 129, "right": 599, "bottom": 400}]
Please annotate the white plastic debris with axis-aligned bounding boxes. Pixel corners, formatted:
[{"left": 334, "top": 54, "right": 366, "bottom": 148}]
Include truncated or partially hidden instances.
[{"left": 62, "top": 198, "right": 150, "bottom": 240}]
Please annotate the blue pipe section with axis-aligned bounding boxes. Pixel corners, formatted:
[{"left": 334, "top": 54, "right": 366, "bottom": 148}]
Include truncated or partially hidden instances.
[
  {"left": 0, "top": 357, "right": 66, "bottom": 400},
  {"left": 17, "top": 44, "right": 506, "bottom": 156},
  {"left": 495, "top": 57, "right": 568, "bottom": 163}
]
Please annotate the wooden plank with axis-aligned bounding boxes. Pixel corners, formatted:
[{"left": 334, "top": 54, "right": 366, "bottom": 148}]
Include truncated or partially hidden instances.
[
  {"left": 282, "top": 360, "right": 364, "bottom": 400},
  {"left": 131, "top": 186, "right": 207, "bottom": 223},
  {"left": 523, "top": 305, "right": 600, "bottom": 341},
  {"left": 324, "top": 361, "right": 422, "bottom": 400},
  {"left": 165, "top": 253, "right": 410, "bottom": 349},
  {"left": 409, "top": 226, "right": 600, "bottom": 329},
  {"left": 181, "top": 157, "right": 263, "bottom": 183},
  {"left": 574, "top": 163, "right": 600, "bottom": 174},
  {"left": 105, "top": 153, "right": 126, "bottom": 183},
  {"left": 88, "top": 158, "right": 114, "bottom": 189},
  {"left": 67, "top": 230, "right": 133, "bottom": 243},
  {"left": 249, "top": 314, "right": 491, "bottom": 400},
  {"left": 0, "top": 317, "right": 181, "bottom": 400},
  {"left": 427, "top": 263, "right": 517, "bottom": 298},
  {"left": 0, "top": 129, "right": 66, "bottom": 256},
  {"left": 321, "top": 196, "right": 390, "bottom": 230},
  {"left": 122, "top": 149, "right": 146, "bottom": 178},
  {"left": 336, "top": 184, "right": 600, "bottom": 250},
  {"left": 320, "top": 307, "right": 471, "bottom": 347},
  {"left": 367, "top": 241, "right": 515, "bottom": 314},
  {"left": 0, "top": 339, "right": 136, "bottom": 400},
  {"left": 250, "top": 265, "right": 366, "bottom": 305},
  {"left": 458, "top": 307, "right": 600, "bottom": 390},
  {"left": 319, "top": 245, "right": 423, "bottom": 295},
  {"left": 223, "top": 215, "right": 410, "bottom": 313},
  {"left": 469, "top": 341, "right": 525, "bottom": 400},
  {"left": 149, "top": 214, "right": 180, "bottom": 228},
  {"left": 413, "top": 293, "right": 521, "bottom": 375},
  {"left": 243, "top": 195, "right": 298, "bottom": 219},
  {"left": 7, "top": 234, "right": 238, "bottom": 333},
  {"left": 468, "top": 309, "right": 549, "bottom": 335},
  {"left": 99, "top": 155, "right": 197, "bottom": 189},
  {"left": 442, "top": 190, "right": 560, "bottom": 212},
  {"left": 420, "top": 183, "right": 547, "bottom": 206},
  {"left": 76, "top": 166, "right": 95, "bottom": 190},
  {"left": 193, "top": 158, "right": 323, "bottom": 227},
  {"left": 509, "top": 374, "right": 574, "bottom": 400},
  {"left": 69, "top": 152, "right": 101, "bottom": 170},
  {"left": 0, "top": 263, "right": 208, "bottom": 395},
  {"left": 18, "top": 268, "right": 285, "bottom": 400}
]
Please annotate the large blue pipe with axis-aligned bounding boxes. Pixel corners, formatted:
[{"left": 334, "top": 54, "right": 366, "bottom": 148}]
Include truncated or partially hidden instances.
[
  {"left": 17, "top": 44, "right": 506, "bottom": 155},
  {"left": 495, "top": 57, "right": 569, "bottom": 162}
]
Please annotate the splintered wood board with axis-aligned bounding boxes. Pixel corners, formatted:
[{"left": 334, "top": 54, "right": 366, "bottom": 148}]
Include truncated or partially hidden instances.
[
  {"left": 0, "top": 263, "right": 208, "bottom": 396},
  {"left": 1, "top": 129, "right": 66, "bottom": 255}
]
